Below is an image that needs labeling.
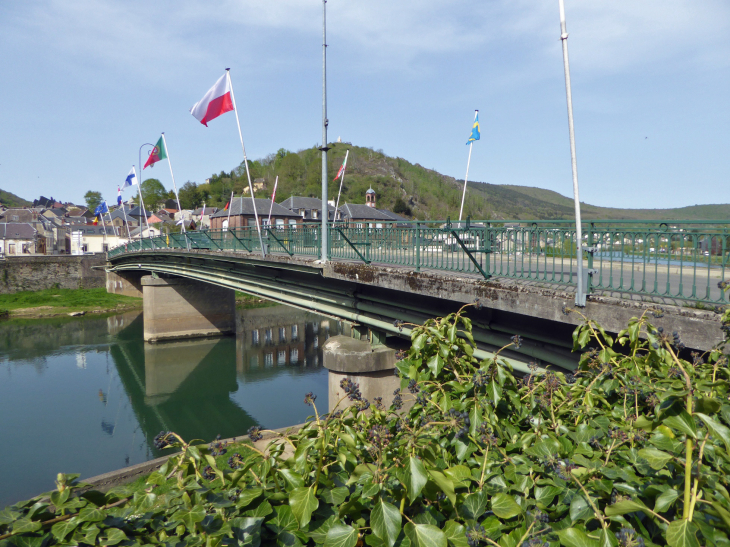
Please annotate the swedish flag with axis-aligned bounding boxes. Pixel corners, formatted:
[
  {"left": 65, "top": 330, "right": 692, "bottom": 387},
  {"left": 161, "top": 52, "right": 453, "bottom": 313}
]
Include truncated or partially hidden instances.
[{"left": 466, "top": 111, "right": 480, "bottom": 145}]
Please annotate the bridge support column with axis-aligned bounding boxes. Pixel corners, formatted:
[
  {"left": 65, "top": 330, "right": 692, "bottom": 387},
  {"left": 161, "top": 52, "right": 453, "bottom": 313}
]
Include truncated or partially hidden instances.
[
  {"left": 142, "top": 275, "right": 235, "bottom": 343},
  {"left": 106, "top": 270, "right": 144, "bottom": 298},
  {"left": 323, "top": 335, "right": 405, "bottom": 413}
]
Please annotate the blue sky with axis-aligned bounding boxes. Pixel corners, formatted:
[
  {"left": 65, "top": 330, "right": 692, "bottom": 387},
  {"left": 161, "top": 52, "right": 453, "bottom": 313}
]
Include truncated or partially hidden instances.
[{"left": 0, "top": 0, "right": 728, "bottom": 209}]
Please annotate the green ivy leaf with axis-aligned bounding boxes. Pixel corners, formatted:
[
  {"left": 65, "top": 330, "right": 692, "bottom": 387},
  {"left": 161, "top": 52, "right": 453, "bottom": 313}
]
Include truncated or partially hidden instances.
[
  {"left": 237, "top": 488, "right": 264, "bottom": 509},
  {"left": 322, "top": 486, "right": 349, "bottom": 507},
  {"left": 174, "top": 505, "right": 206, "bottom": 530},
  {"left": 638, "top": 448, "right": 673, "bottom": 470},
  {"left": 280, "top": 469, "right": 305, "bottom": 489},
  {"left": 290, "top": 486, "right": 319, "bottom": 528},
  {"left": 654, "top": 489, "right": 680, "bottom": 513},
  {"left": 97, "top": 527, "right": 128, "bottom": 546},
  {"left": 556, "top": 527, "right": 600, "bottom": 547},
  {"left": 50, "top": 488, "right": 70, "bottom": 509},
  {"left": 50, "top": 517, "right": 80, "bottom": 540},
  {"left": 271, "top": 505, "right": 299, "bottom": 533},
  {"left": 404, "top": 522, "right": 448, "bottom": 547},
  {"left": 324, "top": 523, "right": 359, "bottom": 547},
  {"left": 427, "top": 470, "right": 456, "bottom": 506},
  {"left": 427, "top": 354, "right": 444, "bottom": 376},
  {"left": 664, "top": 412, "right": 698, "bottom": 439},
  {"left": 666, "top": 519, "right": 700, "bottom": 547},
  {"left": 570, "top": 496, "right": 593, "bottom": 523},
  {"left": 605, "top": 499, "right": 651, "bottom": 518},
  {"left": 490, "top": 493, "right": 522, "bottom": 520},
  {"left": 458, "top": 492, "right": 487, "bottom": 521},
  {"left": 9, "top": 518, "right": 41, "bottom": 534},
  {"left": 534, "top": 486, "right": 563, "bottom": 507},
  {"left": 406, "top": 457, "right": 428, "bottom": 503},
  {"left": 371, "top": 498, "right": 402, "bottom": 547},
  {"left": 231, "top": 516, "right": 264, "bottom": 547},
  {"left": 444, "top": 465, "right": 473, "bottom": 489},
  {"left": 487, "top": 380, "right": 502, "bottom": 405},
  {"left": 695, "top": 413, "right": 730, "bottom": 452},
  {"left": 442, "top": 520, "right": 469, "bottom": 547}
]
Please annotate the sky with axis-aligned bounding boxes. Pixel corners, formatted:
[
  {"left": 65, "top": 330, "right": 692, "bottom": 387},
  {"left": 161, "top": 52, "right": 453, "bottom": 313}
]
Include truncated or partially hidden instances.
[{"left": 0, "top": 0, "right": 728, "bottom": 210}]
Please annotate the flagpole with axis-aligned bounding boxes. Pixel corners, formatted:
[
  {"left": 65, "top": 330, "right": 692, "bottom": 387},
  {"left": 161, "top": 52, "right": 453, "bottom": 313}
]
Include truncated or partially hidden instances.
[
  {"left": 137, "top": 151, "right": 152, "bottom": 239},
  {"left": 320, "top": 0, "right": 329, "bottom": 262},
  {"left": 226, "top": 69, "right": 265, "bottom": 257},
  {"left": 267, "top": 176, "right": 279, "bottom": 225},
  {"left": 226, "top": 190, "right": 233, "bottom": 227},
  {"left": 334, "top": 149, "right": 349, "bottom": 224},
  {"left": 558, "top": 0, "right": 586, "bottom": 307},
  {"left": 161, "top": 133, "right": 185, "bottom": 234},
  {"left": 121, "top": 201, "right": 131, "bottom": 240},
  {"left": 458, "top": 110, "right": 478, "bottom": 223}
]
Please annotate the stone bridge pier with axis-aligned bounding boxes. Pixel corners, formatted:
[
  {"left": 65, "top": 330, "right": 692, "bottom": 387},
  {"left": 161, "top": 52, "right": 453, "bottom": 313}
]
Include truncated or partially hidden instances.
[{"left": 110, "top": 271, "right": 236, "bottom": 342}]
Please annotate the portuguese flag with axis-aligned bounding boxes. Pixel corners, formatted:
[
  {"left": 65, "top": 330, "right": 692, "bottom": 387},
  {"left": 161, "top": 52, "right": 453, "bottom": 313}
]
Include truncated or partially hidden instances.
[{"left": 144, "top": 136, "right": 167, "bottom": 169}]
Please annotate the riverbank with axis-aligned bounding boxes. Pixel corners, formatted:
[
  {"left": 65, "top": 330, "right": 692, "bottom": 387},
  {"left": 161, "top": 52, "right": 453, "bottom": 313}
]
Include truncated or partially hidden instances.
[
  {"left": 0, "top": 287, "right": 276, "bottom": 319},
  {"left": 0, "top": 287, "right": 143, "bottom": 318}
]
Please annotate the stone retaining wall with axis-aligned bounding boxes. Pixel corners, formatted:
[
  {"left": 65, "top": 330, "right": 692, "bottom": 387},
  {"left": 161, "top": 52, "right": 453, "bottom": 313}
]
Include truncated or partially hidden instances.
[{"left": 0, "top": 254, "right": 107, "bottom": 294}]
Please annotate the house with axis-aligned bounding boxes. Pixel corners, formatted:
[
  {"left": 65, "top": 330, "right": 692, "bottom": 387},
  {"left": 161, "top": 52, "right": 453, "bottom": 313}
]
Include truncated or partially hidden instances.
[
  {"left": 279, "top": 197, "right": 340, "bottom": 222},
  {"left": 69, "top": 226, "right": 124, "bottom": 254},
  {"left": 337, "top": 203, "right": 394, "bottom": 227},
  {"left": 192, "top": 206, "right": 219, "bottom": 228},
  {"left": 129, "top": 225, "right": 161, "bottom": 239},
  {"left": 210, "top": 198, "right": 302, "bottom": 230},
  {"left": 0, "top": 208, "right": 37, "bottom": 223},
  {"left": 108, "top": 205, "right": 138, "bottom": 231},
  {"left": 0, "top": 223, "right": 37, "bottom": 255}
]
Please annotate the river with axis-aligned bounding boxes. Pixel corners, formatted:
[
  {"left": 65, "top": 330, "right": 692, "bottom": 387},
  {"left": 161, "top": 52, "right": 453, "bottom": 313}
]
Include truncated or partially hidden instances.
[{"left": 0, "top": 305, "right": 333, "bottom": 508}]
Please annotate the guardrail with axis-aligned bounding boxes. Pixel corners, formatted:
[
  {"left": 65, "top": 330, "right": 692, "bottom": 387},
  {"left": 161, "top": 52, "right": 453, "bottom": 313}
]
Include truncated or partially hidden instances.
[{"left": 107, "top": 220, "right": 730, "bottom": 304}]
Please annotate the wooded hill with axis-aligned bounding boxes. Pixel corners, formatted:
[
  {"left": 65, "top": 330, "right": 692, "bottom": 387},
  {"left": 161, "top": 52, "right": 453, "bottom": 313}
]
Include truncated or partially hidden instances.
[
  {"left": 191, "top": 143, "right": 730, "bottom": 221},
  {"left": 0, "top": 189, "right": 31, "bottom": 208}
]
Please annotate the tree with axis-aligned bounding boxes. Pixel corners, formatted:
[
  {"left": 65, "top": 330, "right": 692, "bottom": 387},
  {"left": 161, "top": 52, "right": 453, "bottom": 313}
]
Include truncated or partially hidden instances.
[
  {"left": 393, "top": 198, "right": 412, "bottom": 216},
  {"left": 140, "top": 179, "right": 167, "bottom": 209},
  {"left": 179, "top": 182, "right": 203, "bottom": 210},
  {"left": 84, "top": 191, "right": 103, "bottom": 211}
]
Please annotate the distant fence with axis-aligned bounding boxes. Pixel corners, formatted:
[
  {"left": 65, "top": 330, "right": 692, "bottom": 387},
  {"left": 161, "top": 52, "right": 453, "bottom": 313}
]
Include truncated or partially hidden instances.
[{"left": 108, "top": 220, "right": 730, "bottom": 304}]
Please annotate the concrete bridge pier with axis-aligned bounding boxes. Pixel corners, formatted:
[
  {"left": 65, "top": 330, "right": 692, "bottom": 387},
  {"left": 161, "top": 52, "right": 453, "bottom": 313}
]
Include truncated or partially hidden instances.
[
  {"left": 323, "top": 325, "right": 406, "bottom": 414},
  {"left": 141, "top": 275, "right": 235, "bottom": 343}
]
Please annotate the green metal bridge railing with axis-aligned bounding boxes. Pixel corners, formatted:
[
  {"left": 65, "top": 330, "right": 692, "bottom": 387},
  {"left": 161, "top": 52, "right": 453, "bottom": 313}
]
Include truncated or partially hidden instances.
[{"left": 107, "top": 220, "right": 730, "bottom": 305}]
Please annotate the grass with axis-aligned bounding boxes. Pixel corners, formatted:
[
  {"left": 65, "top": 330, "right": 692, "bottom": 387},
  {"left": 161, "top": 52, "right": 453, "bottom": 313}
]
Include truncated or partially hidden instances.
[
  {"left": 235, "top": 290, "right": 278, "bottom": 310},
  {"left": 0, "top": 287, "right": 142, "bottom": 314}
]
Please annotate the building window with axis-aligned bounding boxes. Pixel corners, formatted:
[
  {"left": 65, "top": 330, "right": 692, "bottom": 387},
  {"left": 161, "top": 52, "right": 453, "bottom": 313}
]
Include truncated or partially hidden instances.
[
  {"left": 264, "top": 353, "right": 273, "bottom": 367},
  {"left": 8, "top": 244, "right": 15, "bottom": 254},
  {"left": 81, "top": 244, "right": 88, "bottom": 253},
  {"left": 279, "top": 327, "right": 286, "bottom": 343},
  {"left": 313, "top": 337, "right": 319, "bottom": 349},
  {"left": 289, "top": 219, "right": 297, "bottom": 227},
  {"left": 103, "top": 244, "right": 109, "bottom": 252},
  {"left": 265, "top": 329, "right": 273, "bottom": 345},
  {"left": 291, "top": 324, "right": 298, "bottom": 342},
  {"left": 251, "top": 329, "right": 259, "bottom": 345},
  {"left": 290, "top": 349, "right": 299, "bottom": 363},
  {"left": 277, "top": 351, "right": 286, "bottom": 366},
  {"left": 222, "top": 219, "right": 229, "bottom": 231},
  {"left": 250, "top": 355, "right": 259, "bottom": 367}
]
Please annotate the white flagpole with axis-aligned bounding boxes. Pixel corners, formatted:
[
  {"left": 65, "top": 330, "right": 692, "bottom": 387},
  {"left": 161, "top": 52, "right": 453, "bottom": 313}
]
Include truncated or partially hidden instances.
[
  {"left": 334, "top": 149, "right": 349, "bottom": 224},
  {"left": 161, "top": 133, "right": 185, "bottom": 233},
  {"left": 226, "top": 190, "right": 233, "bottom": 228},
  {"left": 106, "top": 209, "right": 116, "bottom": 236},
  {"left": 135, "top": 165, "right": 151, "bottom": 238},
  {"left": 558, "top": 0, "right": 586, "bottom": 307},
  {"left": 267, "top": 176, "right": 279, "bottom": 225},
  {"left": 458, "top": 110, "right": 478, "bottom": 223},
  {"left": 120, "top": 199, "right": 131, "bottom": 240},
  {"left": 226, "top": 69, "right": 265, "bottom": 257}
]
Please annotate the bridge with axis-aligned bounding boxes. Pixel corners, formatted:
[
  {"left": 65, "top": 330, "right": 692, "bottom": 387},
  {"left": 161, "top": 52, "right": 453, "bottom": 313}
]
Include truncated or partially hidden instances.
[{"left": 106, "top": 220, "right": 729, "bottom": 375}]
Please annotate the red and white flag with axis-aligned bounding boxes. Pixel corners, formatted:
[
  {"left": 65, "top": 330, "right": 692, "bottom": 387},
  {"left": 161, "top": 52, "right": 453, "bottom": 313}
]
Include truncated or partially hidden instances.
[
  {"left": 190, "top": 73, "right": 234, "bottom": 127},
  {"left": 334, "top": 152, "right": 348, "bottom": 181}
]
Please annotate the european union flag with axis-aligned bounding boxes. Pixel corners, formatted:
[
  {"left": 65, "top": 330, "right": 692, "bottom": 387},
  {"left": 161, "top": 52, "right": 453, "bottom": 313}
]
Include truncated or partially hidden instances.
[
  {"left": 94, "top": 202, "right": 109, "bottom": 216},
  {"left": 466, "top": 111, "right": 480, "bottom": 145}
]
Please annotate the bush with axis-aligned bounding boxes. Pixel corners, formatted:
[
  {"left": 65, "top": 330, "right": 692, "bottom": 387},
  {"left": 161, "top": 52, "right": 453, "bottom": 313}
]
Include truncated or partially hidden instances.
[{"left": 2, "top": 304, "right": 730, "bottom": 546}]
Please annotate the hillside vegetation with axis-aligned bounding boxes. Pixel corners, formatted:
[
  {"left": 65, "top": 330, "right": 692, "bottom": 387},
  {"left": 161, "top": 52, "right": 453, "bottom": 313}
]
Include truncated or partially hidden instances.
[
  {"left": 0, "top": 189, "right": 31, "bottom": 208},
  {"left": 188, "top": 143, "right": 730, "bottom": 221}
]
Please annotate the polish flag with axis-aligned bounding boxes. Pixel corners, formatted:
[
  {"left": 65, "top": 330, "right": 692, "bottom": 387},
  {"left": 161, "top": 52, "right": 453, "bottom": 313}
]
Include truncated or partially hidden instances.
[{"left": 190, "top": 73, "right": 234, "bottom": 127}]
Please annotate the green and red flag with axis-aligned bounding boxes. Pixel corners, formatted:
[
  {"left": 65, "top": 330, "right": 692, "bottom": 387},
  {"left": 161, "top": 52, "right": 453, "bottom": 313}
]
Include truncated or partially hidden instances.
[
  {"left": 223, "top": 201, "right": 230, "bottom": 211},
  {"left": 144, "top": 136, "right": 167, "bottom": 169}
]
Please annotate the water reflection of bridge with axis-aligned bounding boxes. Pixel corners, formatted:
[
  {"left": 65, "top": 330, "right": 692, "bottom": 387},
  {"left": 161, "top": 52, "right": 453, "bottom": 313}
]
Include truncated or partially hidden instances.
[
  {"left": 110, "top": 308, "right": 330, "bottom": 453},
  {"left": 236, "top": 307, "right": 333, "bottom": 374}
]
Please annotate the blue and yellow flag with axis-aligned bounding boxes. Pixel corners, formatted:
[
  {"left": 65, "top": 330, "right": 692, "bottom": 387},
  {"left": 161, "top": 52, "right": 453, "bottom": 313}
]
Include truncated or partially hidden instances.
[{"left": 466, "top": 111, "right": 480, "bottom": 145}]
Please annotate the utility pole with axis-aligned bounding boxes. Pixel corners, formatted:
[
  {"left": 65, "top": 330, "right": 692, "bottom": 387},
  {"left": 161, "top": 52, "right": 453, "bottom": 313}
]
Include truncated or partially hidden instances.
[
  {"left": 319, "top": 0, "right": 329, "bottom": 262},
  {"left": 558, "top": 0, "right": 586, "bottom": 307}
]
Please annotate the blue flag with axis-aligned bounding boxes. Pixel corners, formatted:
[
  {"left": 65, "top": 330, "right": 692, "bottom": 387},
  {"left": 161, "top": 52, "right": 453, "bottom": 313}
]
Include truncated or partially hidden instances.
[
  {"left": 123, "top": 167, "right": 137, "bottom": 188},
  {"left": 466, "top": 111, "right": 480, "bottom": 145},
  {"left": 94, "top": 202, "right": 109, "bottom": 216}
]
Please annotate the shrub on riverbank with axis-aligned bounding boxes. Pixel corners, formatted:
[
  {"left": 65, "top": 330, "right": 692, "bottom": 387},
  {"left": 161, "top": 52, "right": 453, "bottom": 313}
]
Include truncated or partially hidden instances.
[{"left": 2, "top": 304, "right": 729, "bottom": 546}]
